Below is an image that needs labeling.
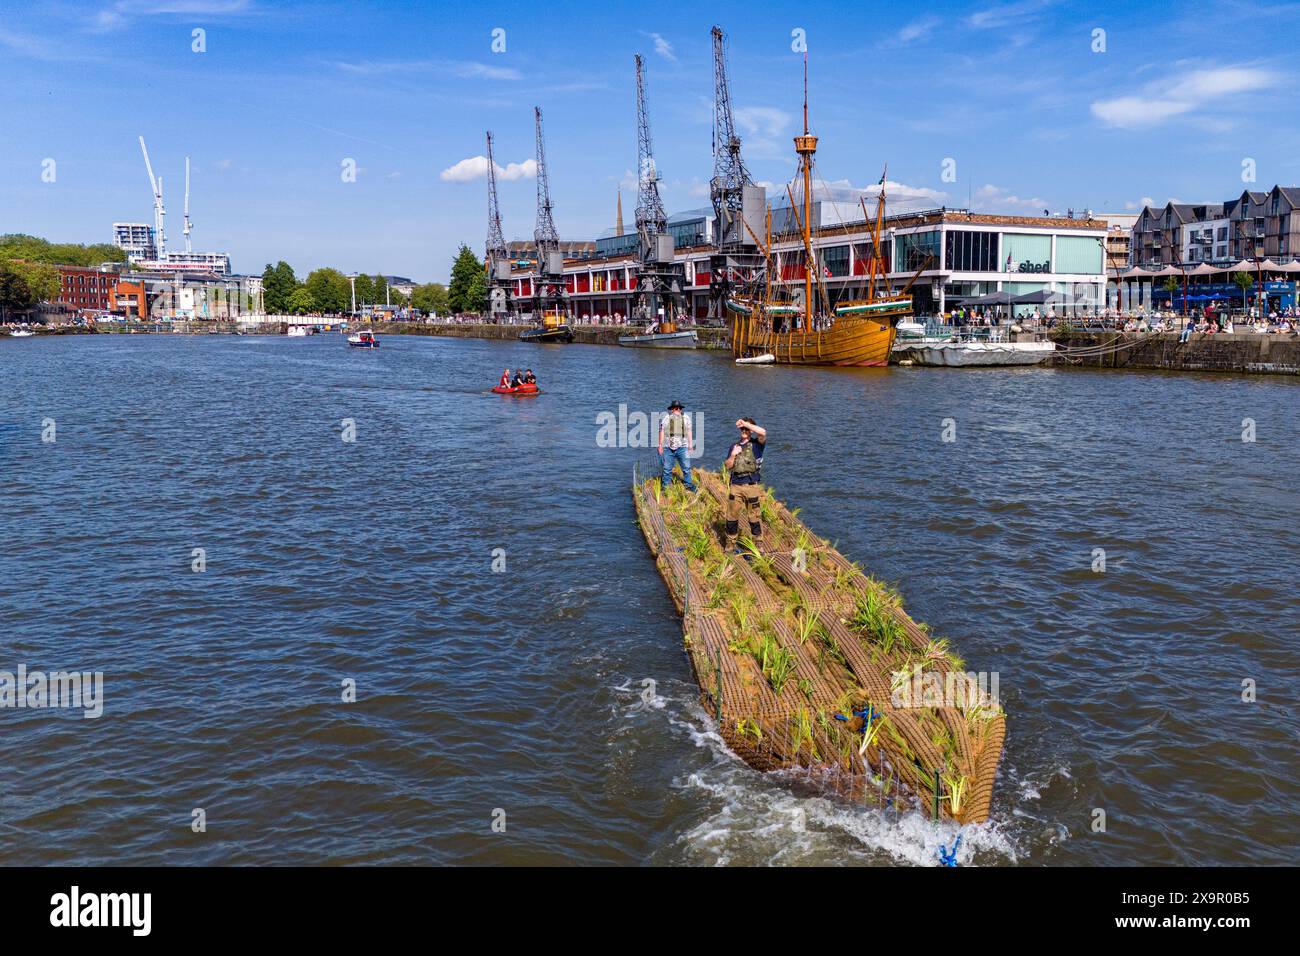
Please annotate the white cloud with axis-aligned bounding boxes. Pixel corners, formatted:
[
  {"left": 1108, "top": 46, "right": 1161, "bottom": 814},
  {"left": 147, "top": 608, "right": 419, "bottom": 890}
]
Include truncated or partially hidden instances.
[
  {"left": 733, "top": 106, "right": 793, "bottom": 159},
  {"left": 967, "top": 0, "right": 1056, "bottom": 29},
  {"left": 439, "top": 155, "right": 536, "bottom": 183},
  {"left": 1091, "top": 65, "right": 1279, "bottom": 129},
  {"left": 90, "top": 0, "right": 253, "bottom": 31},
  {"left": 897, "top": 16, "right": 940, "bottom": 43},
  {"left": 972, "top": 183, "right": 1050, "bottom": 213},
  {"left": 818, "top": 177, "right": 948, "bottom": 207},
  {"left": 734, "top": 106, "right": 790, "bottom": 138},
  {"left": 450, "top": 61, "right": 522, "bottom": 81},
  {"left": 335, "top": 59, "right": 521, "bottom": 81},
  {"left": 642, "top": 31, "right": 676, "bottom": 63}
]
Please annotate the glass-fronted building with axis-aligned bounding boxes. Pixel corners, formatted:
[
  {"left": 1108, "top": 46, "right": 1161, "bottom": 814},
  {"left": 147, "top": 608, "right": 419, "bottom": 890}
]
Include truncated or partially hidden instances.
[{"left": 513, "top": 208, "right": 1108, "bottom": 320}]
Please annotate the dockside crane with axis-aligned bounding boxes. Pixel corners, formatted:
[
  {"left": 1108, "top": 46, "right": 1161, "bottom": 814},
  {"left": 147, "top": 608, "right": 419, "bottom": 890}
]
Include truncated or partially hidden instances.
[
  {"left": 139, "top": 136, "right": 166, "bottom": 258},
  {"left": 707, "top": 26, "right": 766, "bottom": 320},
  {"left": 632, "top": 54, "right": 683, "bottom": 326},
  {"left": 532, "top": 107, "right": 564, "bottom": 318},
  {"left": 484, "top": 131, "right": 513, "bottom": 317}
]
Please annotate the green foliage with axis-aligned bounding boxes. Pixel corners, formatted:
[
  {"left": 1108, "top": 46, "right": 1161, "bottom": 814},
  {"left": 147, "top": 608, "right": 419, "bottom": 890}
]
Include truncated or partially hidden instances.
[
  {"left": 0, "top": 260, "right": 60, "bottom": 317},
  {"left": 287, "top": 286, "right": 315, "bottom": 315},
  {"left": 261, "top": 261, "right": 297, "bottom": 313},
  {"left": 304, "top": 267, "right": 349, "bottom": 314},
  {"left": 411, "top": 282, "right": 448, "bottom": 315},
  {"left": 0, "top": 234, "right": 126, "bottom": 268},
  {"left": 448, "top": 244, "right": 486, "bottom": 314},
  {"left": 353, "top": 274, "right": 375, "bottom": 306}
]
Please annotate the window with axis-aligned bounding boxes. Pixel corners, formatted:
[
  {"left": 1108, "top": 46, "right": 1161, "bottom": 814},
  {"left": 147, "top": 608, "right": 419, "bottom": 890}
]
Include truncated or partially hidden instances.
[
  {"left": 894, "top": 230, "right": 940, "bottom": 272},
  {"left": 1003, "top": 233, "right": 1051, "bottom": 272},
  {"left": 822, "top": 244, "right": 849, "bottom": 277},
  {"left": 1217, "top": 226, "right": 1227, "bottom": 241},
  {"left": 944, "top": 230, "right": 998, "bottom": 272},
  {"left": 1056, "top": 236, "right": 1104, "bottom": 274},
  {"left": 1271, "top": 193, "right": 1280, "bottom": 215}
]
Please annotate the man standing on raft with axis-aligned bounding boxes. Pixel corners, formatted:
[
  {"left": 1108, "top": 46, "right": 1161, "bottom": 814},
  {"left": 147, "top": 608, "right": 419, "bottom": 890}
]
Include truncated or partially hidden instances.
[
  {"left": 657, "top": 400, "right": 697, "bottom": 494},
  {"left": 724, "top": 417, "right": 767, "bottom": 552}
]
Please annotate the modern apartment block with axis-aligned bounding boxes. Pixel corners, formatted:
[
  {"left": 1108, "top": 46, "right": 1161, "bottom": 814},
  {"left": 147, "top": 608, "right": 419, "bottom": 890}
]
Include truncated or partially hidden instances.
[
  {"left": 1130, "top": 185, "right": 1300, "bottom": 268},
  {"left": 112, "top": 222, "right": 157, "bottom": 262}
]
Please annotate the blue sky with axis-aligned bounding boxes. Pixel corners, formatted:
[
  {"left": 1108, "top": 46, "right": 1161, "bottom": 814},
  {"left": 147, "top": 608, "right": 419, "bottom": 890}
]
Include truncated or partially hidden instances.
[{"left": 1, "top": 0, "right": 1297, "bottom": 282}]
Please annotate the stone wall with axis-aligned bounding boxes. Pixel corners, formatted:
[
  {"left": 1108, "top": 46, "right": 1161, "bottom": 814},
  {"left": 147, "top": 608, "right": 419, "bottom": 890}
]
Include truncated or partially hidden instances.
[
  {"left": 379, "top": 322, "right": 731, "bottom": 350},
  {"left": 1050, "top": 332, "right": 1300, "bottom": 375}
]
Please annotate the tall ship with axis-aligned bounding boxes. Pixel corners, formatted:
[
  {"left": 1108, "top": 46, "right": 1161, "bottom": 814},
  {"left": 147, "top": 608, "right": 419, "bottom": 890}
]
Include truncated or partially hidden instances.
[{"left": 729, "top": 58, "right": 919, "bottom": 367}]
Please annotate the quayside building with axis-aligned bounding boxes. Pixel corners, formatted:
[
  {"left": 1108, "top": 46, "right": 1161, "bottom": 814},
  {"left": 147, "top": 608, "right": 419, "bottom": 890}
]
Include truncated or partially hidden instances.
[{"left": 508, "top": 203, "right": 1108, "bottom": 320}]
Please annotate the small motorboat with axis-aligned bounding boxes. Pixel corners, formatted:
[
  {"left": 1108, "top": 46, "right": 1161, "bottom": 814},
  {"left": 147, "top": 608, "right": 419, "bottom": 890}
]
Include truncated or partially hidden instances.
[
  {"left": 8, "top": 329, "right": 36, "bottom": 338},
  {"left": 618, "top": 318, "right": 697, "bottom": 349},
  {"left": 519, "top": 310, "right": 573, "bottom": 344},
  {"left": 492, "top": 382, "right": 540, "bottom": 396},
  {"left": 347, "top": 330, "right": 379, "bottom": 349},
  {"left": 735, "top": 353, "right": 775, "bottom": 365},
  {"left": 287, "top": 326, "right": 308, "bottom": 337}
]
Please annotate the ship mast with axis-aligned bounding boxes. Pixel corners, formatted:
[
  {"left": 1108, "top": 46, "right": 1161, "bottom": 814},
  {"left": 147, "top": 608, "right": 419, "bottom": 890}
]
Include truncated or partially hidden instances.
[{"left": 793, "top": 53, "right": 818, "bottom": 328}]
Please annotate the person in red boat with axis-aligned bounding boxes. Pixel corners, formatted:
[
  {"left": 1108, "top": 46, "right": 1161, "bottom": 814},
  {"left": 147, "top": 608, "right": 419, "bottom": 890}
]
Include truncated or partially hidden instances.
[{"left": 499, "top": 368, "right": 511, "bottom": 388}]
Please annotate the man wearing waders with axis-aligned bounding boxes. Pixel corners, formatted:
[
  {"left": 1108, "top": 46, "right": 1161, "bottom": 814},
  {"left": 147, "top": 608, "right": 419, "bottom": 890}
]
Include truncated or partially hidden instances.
[
  {"left": 724, "top": 417, "right": 767, "bottom": 552},
  {"left": 657, "top": 399, "right": 697, "bottom": 493}
]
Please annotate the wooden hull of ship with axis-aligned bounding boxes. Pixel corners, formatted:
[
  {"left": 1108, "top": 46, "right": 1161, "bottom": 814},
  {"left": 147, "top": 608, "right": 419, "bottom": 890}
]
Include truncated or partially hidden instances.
[{"left": 731, "top": 314, "right": 897, "bottom": 367}]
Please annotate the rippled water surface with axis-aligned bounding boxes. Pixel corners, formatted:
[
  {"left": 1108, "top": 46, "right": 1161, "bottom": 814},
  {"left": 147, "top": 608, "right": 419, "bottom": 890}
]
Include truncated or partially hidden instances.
[{"left": 1, "top": 333, "right": 1296, "bottom": 866}]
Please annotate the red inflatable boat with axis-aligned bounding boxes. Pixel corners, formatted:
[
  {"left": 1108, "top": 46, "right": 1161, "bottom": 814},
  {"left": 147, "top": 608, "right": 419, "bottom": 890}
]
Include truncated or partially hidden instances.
[{"left": 492, "top": 383, "right": 539, "bottom": 395}]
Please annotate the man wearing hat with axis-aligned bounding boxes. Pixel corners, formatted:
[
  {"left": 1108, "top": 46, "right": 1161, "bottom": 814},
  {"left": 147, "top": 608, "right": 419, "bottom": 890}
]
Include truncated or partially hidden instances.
[
  {"left": 724, "top": 417, "right": 767, "bottom": 552},
  {"left": 657, "top": 400, "right": 697, "bottom": 494}
]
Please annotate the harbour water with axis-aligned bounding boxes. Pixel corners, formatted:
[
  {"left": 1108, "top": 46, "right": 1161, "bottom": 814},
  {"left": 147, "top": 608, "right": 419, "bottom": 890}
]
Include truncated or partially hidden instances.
[{"left": 1, "top": 333, "right": 1296, "bottom": 865}]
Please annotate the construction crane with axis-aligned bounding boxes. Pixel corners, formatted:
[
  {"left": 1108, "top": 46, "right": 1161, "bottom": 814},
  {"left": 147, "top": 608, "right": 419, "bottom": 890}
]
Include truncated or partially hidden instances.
[
  {"left": 707, "top": 26, "right": 766, "bottom": 320},
  {"left": 484, "top": 131, "right": 512, "bottom": 317},
  {"left": 138, "top": 136, "right": 166, "bottom": 258},
  {"left": 532, "top": 106, "right": 563, "bottom": 317},
  {"left": 182, "top": 156, "right": 193, "bottom": 255},
  {"left": 632, "top": 53, "right": 682, "bottom": 325}
]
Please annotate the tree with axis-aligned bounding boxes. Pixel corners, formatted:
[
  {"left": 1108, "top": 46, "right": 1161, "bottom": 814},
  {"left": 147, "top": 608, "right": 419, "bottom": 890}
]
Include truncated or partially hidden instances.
[
  {"left": 354, "top": 274, "right": 375, "bottom": 306},
  {"left": 0, "top": 234, "right": 126, "bottom": 268},
  {"left": 1161, "top": 276, "right": 1180, "bottom": 312},
  {"left": 0, "top": 260, "right": 60, "bottom": 321},
  {"left": 372, "top": 274, "right": 388, "bottom": 304},
  {"left": 287, "top": 287, "right": 316, "bottom": 314},
  {"left": 447, "top": 245, "right": 486, "bottom": 314},
  {"left": 304, "top": 268, "right": 350, "bottom": 314},
  {"left": 1233, "top": 270, "right": 1254, "bottom": 309},
  {"left": 262, "top": 261, "right": 297, "bottom": 313},
  {"left": 411, "top": 282, "right": 448, "bottom": 315}
]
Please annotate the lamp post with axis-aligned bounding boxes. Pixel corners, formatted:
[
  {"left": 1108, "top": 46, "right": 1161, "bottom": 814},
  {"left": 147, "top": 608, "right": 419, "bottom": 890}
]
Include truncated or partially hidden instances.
[{"left": 347, "top": 273, "right": 358, "bottom": 317}]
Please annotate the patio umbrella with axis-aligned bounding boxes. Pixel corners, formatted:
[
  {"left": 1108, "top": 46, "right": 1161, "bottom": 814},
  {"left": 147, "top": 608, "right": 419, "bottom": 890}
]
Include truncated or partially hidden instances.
[
  {"left": 1011, "top": 289, "right": 1067, "bottom": 305},
  {"left": 967, "top": 291, "right": 1015, "bottom": 306}
]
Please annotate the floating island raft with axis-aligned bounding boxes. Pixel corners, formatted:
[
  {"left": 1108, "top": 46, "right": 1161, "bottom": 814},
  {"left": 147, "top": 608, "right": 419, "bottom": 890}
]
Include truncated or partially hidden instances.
[{"left": 633, "top": 469, "right": 1006, "bottom": 824}]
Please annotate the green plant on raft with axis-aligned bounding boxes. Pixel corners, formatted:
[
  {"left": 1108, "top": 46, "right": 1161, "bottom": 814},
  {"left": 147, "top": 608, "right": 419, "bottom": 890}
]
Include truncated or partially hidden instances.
[
  {"left": 737, "top": 536, "right": 775, "bottom": 577},
  {"left": 922, "top": 638, "right": 952, "bottom": 668},
  {"left": 858, "top": 712, "right": 886, "bottom": 756},
  {"left": 683, "top": 515, "right": 712, "bottom": 561},
  {"left": 943, "top": 773, "right": 968, "bottom": 816},
  {"left": 758, "top": 631, "right": 796, "bottom": 695},
  {"left": 792, "top": 607, "right": 821, "bottom": 646},
  {"left": 799, "top": 677, "right": 813, "bottom": 700},
  {"left": 791, "top": 707, "right": 818, "bottom": 760},
  {"left": 851, "top": 588, "right": 903, "bottom": 653}
]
